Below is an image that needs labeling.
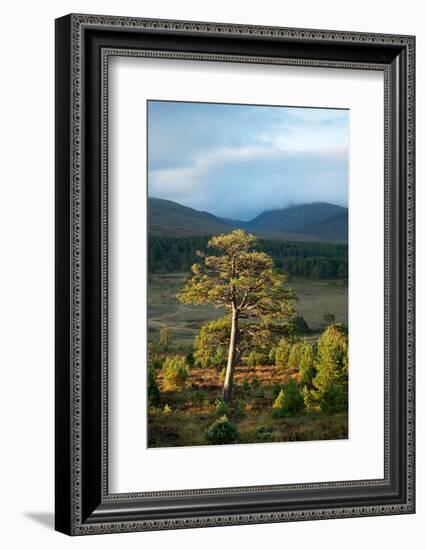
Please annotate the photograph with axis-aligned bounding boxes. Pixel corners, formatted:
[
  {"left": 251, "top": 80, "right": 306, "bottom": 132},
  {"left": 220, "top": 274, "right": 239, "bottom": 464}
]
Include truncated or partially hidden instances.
[{"left": 146, "top": 100, "right": 349, "bottom": 448}]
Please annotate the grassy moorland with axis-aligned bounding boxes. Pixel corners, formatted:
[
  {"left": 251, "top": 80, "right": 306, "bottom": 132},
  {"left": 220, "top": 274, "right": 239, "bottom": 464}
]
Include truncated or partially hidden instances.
[{"left": 148, "top": 272, "right": 348, "bottom": 344}]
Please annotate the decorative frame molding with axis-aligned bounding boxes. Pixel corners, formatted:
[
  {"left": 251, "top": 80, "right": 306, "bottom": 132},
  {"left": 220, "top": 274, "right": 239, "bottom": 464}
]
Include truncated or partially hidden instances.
[{"left": 55, "top": 14, "right": 415, "bottom": 535}]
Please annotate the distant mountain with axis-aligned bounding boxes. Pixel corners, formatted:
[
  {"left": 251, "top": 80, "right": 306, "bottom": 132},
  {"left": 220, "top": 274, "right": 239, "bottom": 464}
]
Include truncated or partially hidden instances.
[
  {"left": 148, "top": 198, "right": 235, "bottom": 236},
  {"left": 148, "top": 198, "right": 348, "bottom": 242},
  {"left": 246, "top": 203, "right": 347, "bottom": 233},
  {"left": 295, "top": 212, "right": 348, "bottom": 242}
]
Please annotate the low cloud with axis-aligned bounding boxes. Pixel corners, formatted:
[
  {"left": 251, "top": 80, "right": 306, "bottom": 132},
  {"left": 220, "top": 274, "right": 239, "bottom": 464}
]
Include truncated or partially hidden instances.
[{"left": 148, "top": 101, "right": 348, "bottom": 220}]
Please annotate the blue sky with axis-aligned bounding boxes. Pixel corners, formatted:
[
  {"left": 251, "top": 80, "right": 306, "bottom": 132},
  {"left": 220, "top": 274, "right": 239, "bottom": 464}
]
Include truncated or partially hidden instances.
[{"left": 147, "top": 100, "right": 349, "bottom": 221}]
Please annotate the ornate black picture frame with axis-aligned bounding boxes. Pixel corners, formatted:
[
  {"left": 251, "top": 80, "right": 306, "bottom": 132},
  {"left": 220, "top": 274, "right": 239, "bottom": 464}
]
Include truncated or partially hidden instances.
[{"left": 55, "top": 14, "right": 415, "bottom": 535}]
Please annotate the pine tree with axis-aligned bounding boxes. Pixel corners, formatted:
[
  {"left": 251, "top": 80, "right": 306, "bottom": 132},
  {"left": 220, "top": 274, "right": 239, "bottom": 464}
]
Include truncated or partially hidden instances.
[
  {"left": 309, "top": 324, "right": 348, "bottom": 412},
  {"left": 178, "top": 230, "right": 295, "bottom": 402}
]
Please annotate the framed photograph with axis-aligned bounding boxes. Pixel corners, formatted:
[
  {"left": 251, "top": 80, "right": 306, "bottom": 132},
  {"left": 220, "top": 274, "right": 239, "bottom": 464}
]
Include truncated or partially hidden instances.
[{"left": 55, "top": 14, "right": 415, "bottom": 535}]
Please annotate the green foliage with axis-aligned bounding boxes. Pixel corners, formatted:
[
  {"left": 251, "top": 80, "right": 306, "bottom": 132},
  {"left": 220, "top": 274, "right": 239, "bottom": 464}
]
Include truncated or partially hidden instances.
[
  {"left": 162, "top": 404, "right": 172, "bottom": 415},
  {"left": 148, "top": 367, "right": 161, "bottom": 406},
  {"left": 148, "top": 234, "right": 348, "bottom": 280},
  {"left": 275, "top": 338, "right": 291, "bottom": 370},
  {"left": 250, "top": 377, "right": 260, "bottom": 389},
  {"left": 185, "top": 351, "right": 195, "bottom": 367},
  {"left": 314, "top": 324, "right": 348, "bottom": 386},
  {"left": 219, "top": 367, "right": 226, "bottom": 382},
  {"left": 148, "top": 341, "right": 157, "bottom": 362},
  {"left": 298, "top": 340, "right": 316, "bottom": 387},
  {"left": 287, "top": 342, "right": 304, "bottom": 370},
  {"left": 178, "top": 230, "right": 296, "bottom": 328},
  {"left": 214, "top": 399, "right": 230, "bottom": 417},
  {"left": 269, "top": 346, "right": 277, "bottom": 365},
  {"left": 241, "top": 380, "right": 251, "bottom": 393},
  {"left": 235, "top": 400, "right": 247, "bottom": 418},
  {"left": 253, "top": 425, "right": 275, "bottom": 442},
  {"left": 278, "top": 315, "right": 311, "bottom": 339},
  {"left": 194, "top": 315, "right": 273, "bottom": 372},
  {"left": 320, "top": 382, "right": 348, "bottom": 413},
  {"left": 193, "top": 318, "right": 229, "bottom": 369},
  {"left": 306, "top": 324, "right": 349, "bottom": 412},
  {"left": 148, "top": 341, "right": 163, "bottom": 370},
  {"left": 272, "top": 379, "right": 305, "bottom": 417},
  {"left": 272, "top": 383, "right": 282, "bottom": 399},
  {"left": 192, "top": 390, "right": 207, "bottom": 403},
  {"left": 250, "top": 377, "right": 264, "bottom": 398},
  {"left": 204, "top": 415, "right": 240, "bottom": 444},
  {"left": 161, "top": 355, "right": 189, "bottom": 392},
  {"left": 302, "top": 385, "right": 317, "bottom": 412},
  {"left": 291, "top": 315, "right": 310, "bottom": 334},
  {"left": 246, "top": 350, "right": 266, "bottom": 367}
]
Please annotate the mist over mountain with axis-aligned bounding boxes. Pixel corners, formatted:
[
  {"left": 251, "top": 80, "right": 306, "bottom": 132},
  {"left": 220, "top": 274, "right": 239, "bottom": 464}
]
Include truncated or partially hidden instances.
[{"left": 148, "top": 198, "right": 348, "bottom": 243}]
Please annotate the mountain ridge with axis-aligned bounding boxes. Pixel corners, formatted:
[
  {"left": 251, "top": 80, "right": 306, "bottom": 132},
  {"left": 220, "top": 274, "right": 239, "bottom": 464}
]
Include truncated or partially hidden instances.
[{"left": 148, "top": 197, "right": 348, "bottom": 242}]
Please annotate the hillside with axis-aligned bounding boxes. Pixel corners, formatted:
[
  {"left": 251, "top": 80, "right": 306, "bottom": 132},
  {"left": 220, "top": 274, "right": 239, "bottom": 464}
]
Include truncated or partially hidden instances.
[
  {"left": 148, "top": 198, "right": 348, "bottom": 242},
  {"left": 148, "top": 198, "right": 235, "bottom": 236},
  {"left": 246, "top": 202, "right": 346, "bottom": 233},
  {"left": 295, "top": 212, "right": 348, "bottom": 242}
]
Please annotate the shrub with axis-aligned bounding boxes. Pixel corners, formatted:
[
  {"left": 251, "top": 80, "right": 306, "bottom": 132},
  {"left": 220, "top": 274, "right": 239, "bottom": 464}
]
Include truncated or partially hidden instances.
[
  {"left": 272, "top": 384, "right": 282, "bottom": 399},
  {"left": 214, "top": 399, "right": 230, "bottom": 417},
  {"left": 253, "top": 425, "right": 275, "bottom": 442},
  {"left": 161, "top": 355, "right": 189, "bottom": 391},
  {"left": 162, "top": 404, "right": 172, "bottom": 415},
  {"left": 174, "top": 388, "right": 192, "bottom": 405},
  {"left": 275, "top": 338, "right": 291, "bottom": 370},
  {"left": 148, "top": 341, "right": 157, "bottom": 363},
  {"left": 148, "top": 367, "right": 161, "bottom": 406},
  {"left": 249, "top": 377, "right": 264, "bottom": 398},
  {"left": 292, "top": 315, "right": 310, "bottom": 334},
  {"left": 186, "top": 351, "right": 195, "bottom": 367},
  {"left": 246, "top": 351, "right": 265, "bottom": 368},
  {"left": 280, "top": 315, "right": 310, "bottom": 337},
  {"left": 235, "top": 400, "right": 247, "bottom": 418},
  {"left": 205, "top": 415, "right": 240, "bottom": 444},
  {"left": 241, "top": 380, "right": 251, "bottom": 393},
  {"left": 306, "top": 324, "right": 349, "bottom": 409},
  {"left": 272, "top": 379, "right": 305, "bottom": 417},
  {"left": 287, "top": 342, "right": 303, "bottom": 370},
  {"left": 250, "top": 377, "right": 260, "bottom": 389},
  {"left": 302, "top": 385, "right": 317, "bottom": 412},
  {"left": 298, "top": 340, "right": 316, "bottom": 387},
  {"left": 269, "top": 346, "right": 277, "bottom": 365},
  {"left": 148, "top": 341, "right": 163, "bottom": 370},
  {"left": 193, "top": 390, "right": 207, "bottom": 403},
  {"left": 320, "top": 382, "right": 348, "bottom": 413}
]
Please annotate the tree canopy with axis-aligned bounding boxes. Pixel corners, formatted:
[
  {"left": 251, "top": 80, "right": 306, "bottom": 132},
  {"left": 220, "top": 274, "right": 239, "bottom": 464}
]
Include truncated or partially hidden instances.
[{"left": 178, "top": 230, "right": 295, "bottom": 323}]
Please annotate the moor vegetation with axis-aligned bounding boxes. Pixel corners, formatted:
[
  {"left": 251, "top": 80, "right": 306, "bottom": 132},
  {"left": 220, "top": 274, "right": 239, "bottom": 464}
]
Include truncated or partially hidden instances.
[{"left": 147, "top": 230, "right": 349, "bottom": 447}]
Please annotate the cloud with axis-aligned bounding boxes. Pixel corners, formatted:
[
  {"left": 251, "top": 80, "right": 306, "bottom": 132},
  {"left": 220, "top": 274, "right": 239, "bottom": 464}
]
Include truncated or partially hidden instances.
[{"left": 147, "top": 101, "right": 348, "bottom": 220}]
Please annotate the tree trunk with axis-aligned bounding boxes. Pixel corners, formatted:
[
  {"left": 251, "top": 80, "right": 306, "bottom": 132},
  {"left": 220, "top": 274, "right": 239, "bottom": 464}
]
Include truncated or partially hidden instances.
[{"left": 222, "top": 307, "right": 238, "bottom": 403}]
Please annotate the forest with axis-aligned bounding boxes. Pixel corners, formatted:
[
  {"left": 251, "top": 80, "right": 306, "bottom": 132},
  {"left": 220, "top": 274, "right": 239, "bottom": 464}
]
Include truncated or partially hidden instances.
[
  {"left": 148, "top": 234, "right": 348, "bottom": 279},
  {"left": 147, "top": 230, "right": 348, "bottom": 447}
]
